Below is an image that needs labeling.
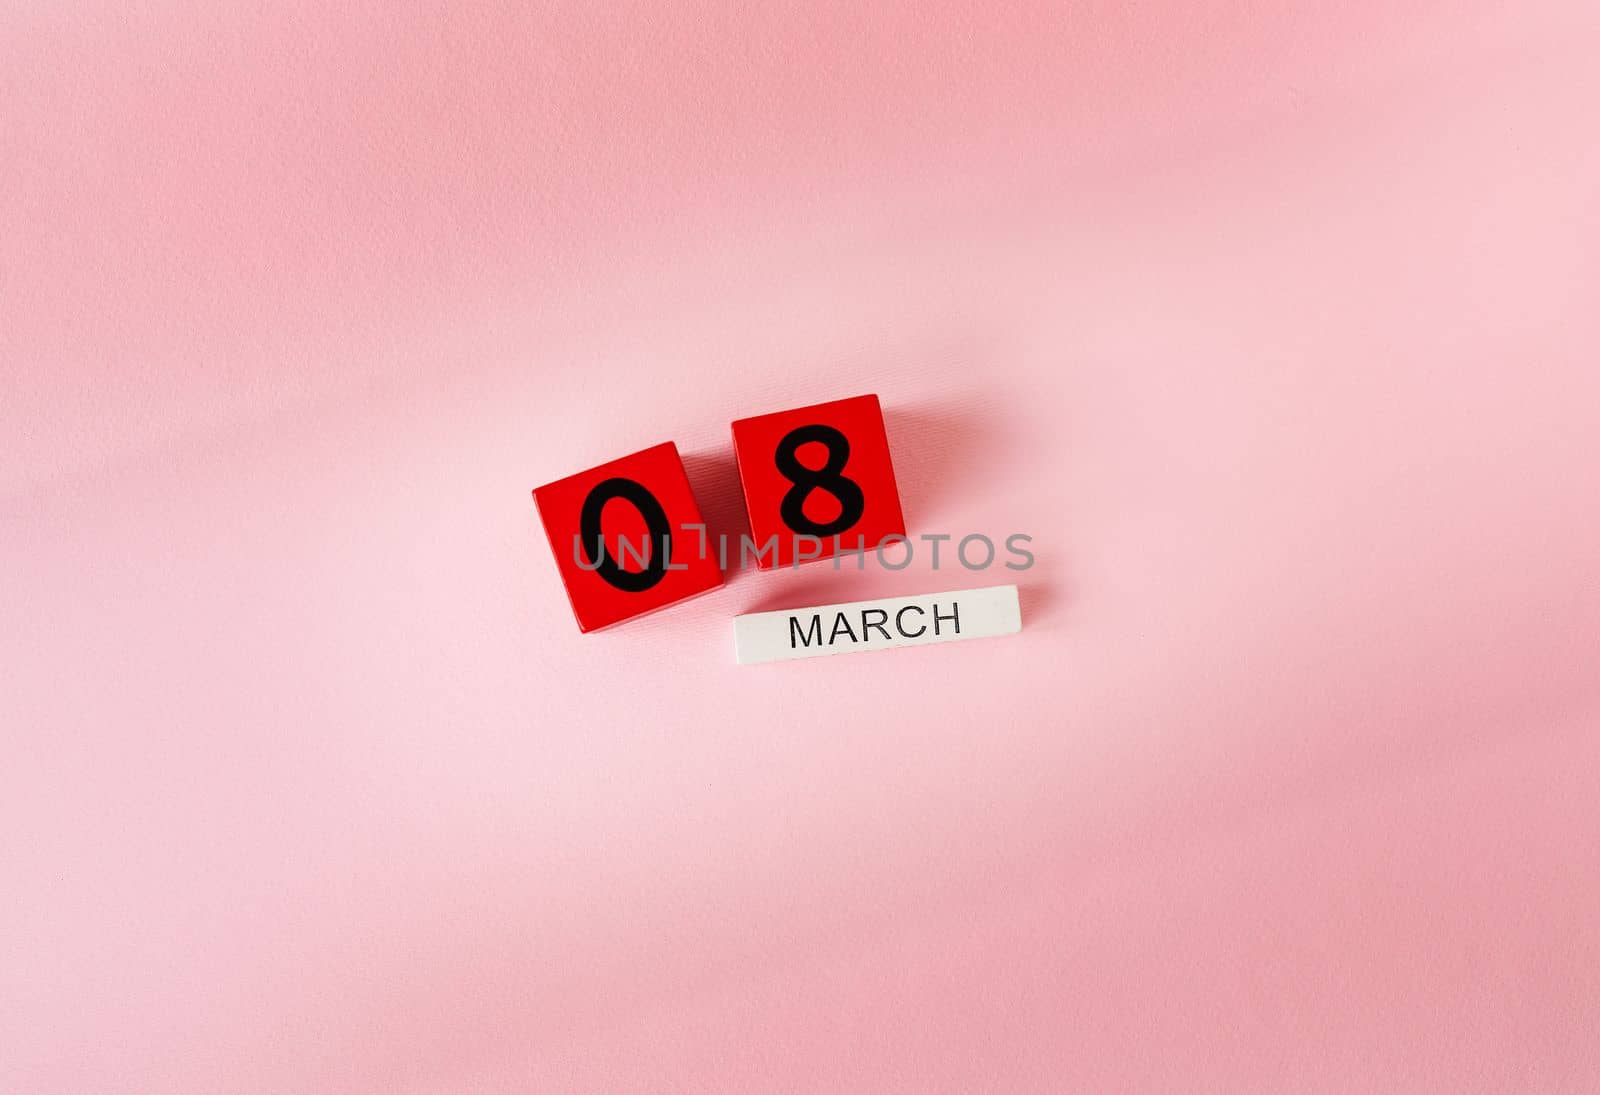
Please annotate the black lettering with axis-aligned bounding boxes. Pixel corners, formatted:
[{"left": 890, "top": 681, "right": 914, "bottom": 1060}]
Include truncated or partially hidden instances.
[
  {"left": 774, "top": 424, "right": 866, "bottom": 537},
  {"left": 578, "top": 478, "right": 671, "bottom": 593},
  {"left": 860, "top": 608, "right": 891, "bottom": 641},
  {"left": 895, "top": 604, "right": 926, "bottom": 638},
  {"left": 790, "top": 614, "right": 823, "bottom": 649},
  {"left": 932, "top": 602, "right": 960, "bottom": 635},
  {"left": 828, "top": 611, "right": 858, "bottom": 645}
]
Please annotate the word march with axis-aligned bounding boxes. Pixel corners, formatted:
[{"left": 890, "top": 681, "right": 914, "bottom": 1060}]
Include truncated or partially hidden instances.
[{"left": 788, "top": 600, "right": 961, "bottom": 650}]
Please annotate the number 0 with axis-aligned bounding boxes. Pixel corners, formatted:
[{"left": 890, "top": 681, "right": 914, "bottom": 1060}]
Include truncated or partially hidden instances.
[{"left": 579, "top": 477, "right": 672, "bottom": 592}]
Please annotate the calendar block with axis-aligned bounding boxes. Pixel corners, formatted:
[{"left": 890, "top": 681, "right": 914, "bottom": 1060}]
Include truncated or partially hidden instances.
[
  {"left": 730, "top": 393, "right": 906, "bottom": 569},
  {"left": 533, "top": 442, "right": 722, "bottom": 632}
]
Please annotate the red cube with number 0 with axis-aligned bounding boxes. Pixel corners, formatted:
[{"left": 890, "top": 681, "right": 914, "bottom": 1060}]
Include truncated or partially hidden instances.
[
  {"left": 730, "top": 393, "right": 906, "bottom": 569},
  {"left": 533, "top": 442, "right": 722, "bottom": 632}
]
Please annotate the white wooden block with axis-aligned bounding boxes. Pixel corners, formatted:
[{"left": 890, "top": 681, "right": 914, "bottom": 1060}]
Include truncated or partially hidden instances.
[{"left": 733, "top": 584, "right": 1022, "bottom": 665}]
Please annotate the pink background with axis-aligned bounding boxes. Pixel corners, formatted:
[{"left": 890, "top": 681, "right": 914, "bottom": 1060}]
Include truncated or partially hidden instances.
[{"left": 5, "top": 2, "right": 1600, "bottom": 1091}]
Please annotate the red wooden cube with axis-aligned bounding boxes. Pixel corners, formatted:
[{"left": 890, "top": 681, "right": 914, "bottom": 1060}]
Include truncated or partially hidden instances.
[
  {"left": 730, "top": 393, "right": 907, "bottom": 569},
  {"left": 533, "top": 442, "right": 722, "bottom": 632}
]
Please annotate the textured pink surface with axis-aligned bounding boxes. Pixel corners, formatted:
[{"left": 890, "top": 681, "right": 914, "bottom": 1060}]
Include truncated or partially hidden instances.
[{"left": 5, "top": 3, "right": 1600, "bottom": 1091}]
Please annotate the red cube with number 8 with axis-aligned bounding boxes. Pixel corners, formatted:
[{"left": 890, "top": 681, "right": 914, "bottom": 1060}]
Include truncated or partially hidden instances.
[
  {"left": 533, "top": 442, "right": 722, "bottom": 632},
  {"left": 731, "top": 393, "right": 907, "bottom": 569}
]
